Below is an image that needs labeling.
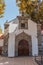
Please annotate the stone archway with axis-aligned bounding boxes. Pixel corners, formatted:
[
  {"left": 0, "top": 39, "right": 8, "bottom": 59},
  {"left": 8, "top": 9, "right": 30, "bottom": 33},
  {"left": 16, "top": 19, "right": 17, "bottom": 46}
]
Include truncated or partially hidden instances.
[
  {"left": 15, "top": 32, "right": 32, "bottom": 56},
  {"left": 18, "top": 39, "right": 29, "bottom": 56}
]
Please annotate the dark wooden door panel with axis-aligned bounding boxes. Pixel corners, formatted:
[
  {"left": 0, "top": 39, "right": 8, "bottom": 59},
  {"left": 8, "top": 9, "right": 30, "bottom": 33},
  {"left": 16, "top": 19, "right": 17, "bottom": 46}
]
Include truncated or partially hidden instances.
[
  {"left": 0, "top": 47, "right": 2, "bottom": 55},
  {"left": 18, "top": 40, "right": 29, "bottom": 56}
]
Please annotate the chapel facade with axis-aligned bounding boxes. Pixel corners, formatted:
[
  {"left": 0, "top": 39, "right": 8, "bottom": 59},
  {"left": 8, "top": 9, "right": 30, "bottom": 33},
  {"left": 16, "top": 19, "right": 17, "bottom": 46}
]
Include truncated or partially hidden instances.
[{"left": 0, "top": 16, "right": 43, "bottom": 57}]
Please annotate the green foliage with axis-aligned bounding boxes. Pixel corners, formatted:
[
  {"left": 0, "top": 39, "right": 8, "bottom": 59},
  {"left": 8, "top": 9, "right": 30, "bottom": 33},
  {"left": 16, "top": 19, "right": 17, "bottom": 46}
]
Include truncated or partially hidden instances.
[{"left": 16, "top": 0, "right": 43, "bottom": 23}]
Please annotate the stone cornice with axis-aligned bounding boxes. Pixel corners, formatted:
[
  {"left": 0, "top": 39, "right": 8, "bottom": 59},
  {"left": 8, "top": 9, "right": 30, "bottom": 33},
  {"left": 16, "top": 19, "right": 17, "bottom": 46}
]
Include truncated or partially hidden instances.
[{"left": 17, "top": 16, "right": 29, "bottom": 20}]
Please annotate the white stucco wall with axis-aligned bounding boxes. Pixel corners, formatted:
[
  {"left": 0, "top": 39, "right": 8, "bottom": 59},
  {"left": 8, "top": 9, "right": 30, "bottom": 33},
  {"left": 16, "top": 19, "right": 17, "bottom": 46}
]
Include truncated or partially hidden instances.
[
  {"left": 32, "top": 36, "right": 38, "bottom": 56},
  {"left": 8, "top": 23, "right": 18, "bottom": 57},
  {"left": 8, "top": 18, "right": 38, "bottom": 57},
  {"left": 0, "top": 39, "right": 3, "bottom": 46},
  {"left": 28, "top": 20, "right": 38, "bottom": 56},
  {"left": 8, "top": 33, "right": 15, "bottom": 57}
]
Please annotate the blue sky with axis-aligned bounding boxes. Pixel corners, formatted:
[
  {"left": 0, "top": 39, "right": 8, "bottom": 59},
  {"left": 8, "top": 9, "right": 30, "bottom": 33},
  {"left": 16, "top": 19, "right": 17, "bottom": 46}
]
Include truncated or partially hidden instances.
[{"left": 0, "top": 0, "right": 19, "bottom": 32}]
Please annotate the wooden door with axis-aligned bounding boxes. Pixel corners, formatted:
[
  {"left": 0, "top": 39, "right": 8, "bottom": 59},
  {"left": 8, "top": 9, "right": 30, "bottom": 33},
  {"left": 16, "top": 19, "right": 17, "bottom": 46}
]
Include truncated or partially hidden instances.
[
  {"left": 18, "top": 39, "right": 29, "bottom": 56},
  {"left": 0, "top": 47, "right": 2, "bottom": 55}
]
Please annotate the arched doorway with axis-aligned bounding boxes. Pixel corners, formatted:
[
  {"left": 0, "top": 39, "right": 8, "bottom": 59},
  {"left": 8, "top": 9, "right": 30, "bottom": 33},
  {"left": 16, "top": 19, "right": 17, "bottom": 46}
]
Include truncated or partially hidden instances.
[{"left": 18, "top": 39, "right": 29, "bottom": 56}]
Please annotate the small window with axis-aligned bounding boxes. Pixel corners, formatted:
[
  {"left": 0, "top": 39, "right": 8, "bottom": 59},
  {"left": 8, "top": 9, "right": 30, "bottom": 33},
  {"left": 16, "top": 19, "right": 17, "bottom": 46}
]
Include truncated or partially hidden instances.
[{"left": 21, "top": 23, "right": 25, "bottom": 28}]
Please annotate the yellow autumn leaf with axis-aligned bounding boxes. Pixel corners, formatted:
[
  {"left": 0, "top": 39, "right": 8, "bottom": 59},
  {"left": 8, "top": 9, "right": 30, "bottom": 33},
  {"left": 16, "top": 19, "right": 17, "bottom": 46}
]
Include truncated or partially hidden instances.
[{"left": 0, "top": 0, "right": 5, "bottom": 17}]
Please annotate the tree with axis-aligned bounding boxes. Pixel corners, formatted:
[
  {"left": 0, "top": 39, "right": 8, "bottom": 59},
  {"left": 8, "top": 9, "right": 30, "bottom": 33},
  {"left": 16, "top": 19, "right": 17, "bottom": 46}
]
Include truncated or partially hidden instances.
[
  {"left": 16, "top": 0, "right": 37, "bottom": 15},
  {"left": 31, "top": 1, "right": 43, "bottom": 23},
  {"left": 16, "top": 0, "right": 43, "bottom": 23},
  {"left": 0, "top": 0, "right": 5, "bottom": 18},
  {"left": 38, "top": 2, "right": 43, "bottom": 22}
]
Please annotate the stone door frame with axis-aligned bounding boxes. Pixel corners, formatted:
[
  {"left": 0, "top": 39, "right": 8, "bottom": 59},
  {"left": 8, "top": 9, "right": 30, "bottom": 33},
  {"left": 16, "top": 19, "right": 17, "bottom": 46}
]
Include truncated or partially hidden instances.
[{"left": 15, "top": 32, "right": 32, "bottom": 56}]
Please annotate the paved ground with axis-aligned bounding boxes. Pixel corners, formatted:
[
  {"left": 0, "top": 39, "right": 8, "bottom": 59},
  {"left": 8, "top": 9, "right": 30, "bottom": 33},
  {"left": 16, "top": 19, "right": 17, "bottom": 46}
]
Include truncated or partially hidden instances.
[{"left": 0, "top": 56, "right": 38, "bottom": 65}]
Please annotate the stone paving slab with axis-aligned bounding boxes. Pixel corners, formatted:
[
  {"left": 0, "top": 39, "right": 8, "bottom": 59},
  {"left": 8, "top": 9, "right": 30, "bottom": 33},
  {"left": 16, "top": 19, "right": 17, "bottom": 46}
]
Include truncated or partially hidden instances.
[{"left": 0, "top": 56, "right": 38, "bottom": 65}]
